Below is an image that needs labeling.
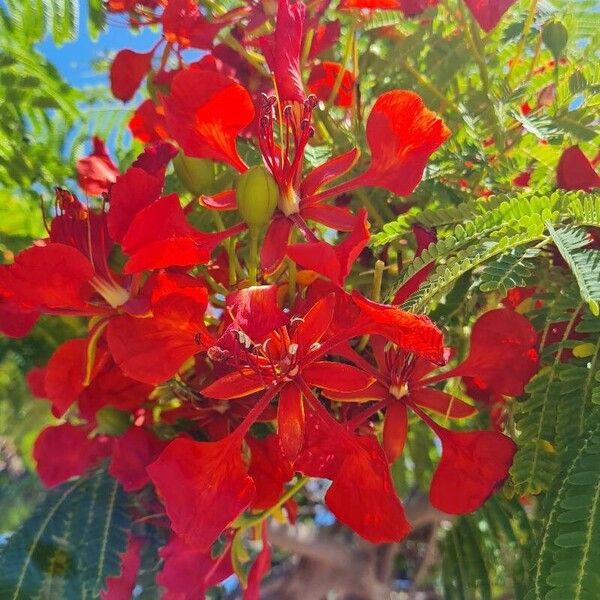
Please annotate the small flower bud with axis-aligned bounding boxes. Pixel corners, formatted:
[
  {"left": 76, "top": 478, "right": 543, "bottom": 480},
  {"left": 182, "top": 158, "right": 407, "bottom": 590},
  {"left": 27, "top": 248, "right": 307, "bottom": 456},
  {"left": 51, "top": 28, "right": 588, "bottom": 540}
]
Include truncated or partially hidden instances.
[
  {"left": 236, "top": 165, "right": 279, "bottom": 228},
  {"left": 542, "top": 20, "right": 568, "bottom": 61},
  {"left": 95, "top": 406, "right": 131, "bottom": 436},
  {"left": 173, "top": 152, "right": 215, "bottom": 195}
]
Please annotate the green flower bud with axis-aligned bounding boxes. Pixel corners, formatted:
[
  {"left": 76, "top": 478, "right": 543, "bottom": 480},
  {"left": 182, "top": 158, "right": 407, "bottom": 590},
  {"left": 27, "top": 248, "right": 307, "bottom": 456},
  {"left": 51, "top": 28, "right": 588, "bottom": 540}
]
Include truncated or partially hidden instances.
[
  {"left": 236, "top": 165, "right": 279, "bottom": 228},
  {"left": 95, "top": 407, "right": 131, "bottom": 436},
  {"left": 542, "top": 20, "right": 568, "bottom": 61},
  {"left": 173, "top": 152, "right": 215, "bottom": 195}
]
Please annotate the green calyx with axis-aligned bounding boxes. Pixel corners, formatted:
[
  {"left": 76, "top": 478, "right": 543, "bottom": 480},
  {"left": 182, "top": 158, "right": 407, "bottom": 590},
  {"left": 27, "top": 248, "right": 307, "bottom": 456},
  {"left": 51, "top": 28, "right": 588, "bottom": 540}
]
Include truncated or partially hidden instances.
[{"left": 236, "top": 165, "right": 279, "bottom": 228}]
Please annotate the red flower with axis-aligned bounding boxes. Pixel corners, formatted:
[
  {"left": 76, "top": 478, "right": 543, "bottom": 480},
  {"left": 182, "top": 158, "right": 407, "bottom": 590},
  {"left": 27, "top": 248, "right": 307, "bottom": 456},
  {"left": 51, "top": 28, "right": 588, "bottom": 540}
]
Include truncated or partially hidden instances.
[
  {"left": 259, "top": 0, "right": 306, "bottom": 103},
  {"left": 463, "top": 0, "right": 517, "bottom": 32},
  {"left": 110, "top": 48, "right": 155, "bottom": 102},
  {"left": 161, "top": 0, "right": 224, "bottom": 49},
  {"left": 307, "top": 62, "right": 355, "bottom": 107},
  {"left": 338, "top": 0, "right": 438, "bottom": 14},
  {"left": 100, "top": 536, "right": 143, "bottom": 600},
  {"left": 33, "top": 423, "right": 112, "bottom": 488},
  {"left": 556, "top": 145, "right": 600, "bottom": 191},
  {"left": 129, "top": 99, "right": 169, "bottom": 144},
  {"left": 147, "top": 435, "right": 256, "bottom": 550},
  {"left": 157, "top": 535, "right": 233, "bottom": 599},
  {"left": 77, "top": 137, "right": 119, "bottom": 196}
]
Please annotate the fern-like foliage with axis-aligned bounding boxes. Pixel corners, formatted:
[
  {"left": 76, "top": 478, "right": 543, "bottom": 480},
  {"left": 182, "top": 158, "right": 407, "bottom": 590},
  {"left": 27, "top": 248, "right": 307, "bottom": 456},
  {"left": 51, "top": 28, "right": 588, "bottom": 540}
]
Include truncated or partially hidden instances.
[
  {"left": 527, "top": 413, "right": 600, "bottom": 600},
  {"left": 0, "top": 467, "right": 131, "bottom": 600}
]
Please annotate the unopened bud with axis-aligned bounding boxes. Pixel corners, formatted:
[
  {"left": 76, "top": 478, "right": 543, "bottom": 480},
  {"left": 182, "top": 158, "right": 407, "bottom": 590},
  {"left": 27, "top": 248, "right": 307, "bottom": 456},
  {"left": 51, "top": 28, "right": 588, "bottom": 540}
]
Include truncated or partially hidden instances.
[
  {"left": 95, "top": 406, "right": 131, "bottom": 436},
  {"left": 173, "top": 152, "right": 215, "bottom": 195},
  {"left": 542, "top": 20, "right": 568, "bottom": 61},
  {"left": 236, "top": 165, "right": 279, "bottom": 228}
]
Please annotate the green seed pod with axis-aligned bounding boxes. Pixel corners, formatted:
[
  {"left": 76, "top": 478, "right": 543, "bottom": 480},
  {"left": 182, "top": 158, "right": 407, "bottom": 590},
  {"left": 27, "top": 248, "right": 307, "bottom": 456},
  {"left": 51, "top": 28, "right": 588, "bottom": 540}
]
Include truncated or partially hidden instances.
[
  {"left": 236, "top": 165, "right": 279, "bottom": 228},
  {"left": 95, "top": 406, "right": 131, "bottom": 436},
  {"left": 542, "top": 20, "right": 568, "bottom": 61},
  {"left": 173, "top": 152, "right": 215, "bottom": 195}
]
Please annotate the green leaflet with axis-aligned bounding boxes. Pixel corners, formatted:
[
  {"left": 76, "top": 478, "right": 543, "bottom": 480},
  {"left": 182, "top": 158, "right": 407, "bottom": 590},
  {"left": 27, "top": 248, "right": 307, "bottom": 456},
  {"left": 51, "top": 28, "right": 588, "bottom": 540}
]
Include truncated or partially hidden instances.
[
  {"left": 0, "top": 467, "right": 131, "bottom": 600},
  {"left": 528, "top": 414, "right": 600, "bottom": 600}
]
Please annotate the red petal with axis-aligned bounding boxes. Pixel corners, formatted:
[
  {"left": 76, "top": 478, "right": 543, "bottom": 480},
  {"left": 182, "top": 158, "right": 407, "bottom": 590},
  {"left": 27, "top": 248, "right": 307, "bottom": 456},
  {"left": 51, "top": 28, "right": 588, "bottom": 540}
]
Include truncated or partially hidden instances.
[
  {"left": 200, "top": 189, "right": 237, "bottom": 210},
  {"left": 132, "top": 141, "right": 178, "bottom": 176},
  {"left": 163, "top": 70, "right": 254, "bottom": 171},
  {"left": 410, "top": 388, "right": 476, "bottom": 419},
  {"left": 307, "top": 62, "right": 354, "bottom": 107},
  {"left": 100, "top": 537, "right": 143, "bottom": 600},
  {"left": 33, "top": 423, "right": 112, "bottom": 488},
  {"left": 202, "top": 369, "right": 265, "bottom": 400},
  {"left": 110, "top": 49, "right": 153, "bottom": 102},
  {"left": 109, "top": 427, "right": 168, "bottom": 492},
  {"left": 77, "top": 137, "right": 119, "bottom": 196},
  {"left": 350, "top": 292, "right": 445, "bottom": 364},
  {"left": 244, "top": 523, "right": 271, "bottom": 600},
  {"left": 301, "top": 148, "right": 359, "bottom": 199},
  {"left": 301, "top": 204, "right": 357, "bottom": 231},
  {"left": 295, "top": 408, "right": 411, "bottom": 543},
  {"left": 556, "top": 145, "right": 600, "bottom": 191},
  {"left": 0, "top": 244, "right": 93, "bottom": 311},
  {"left": 259, "top": 0, "right": 305, "bottom": 103},
  {"left": 360, "top": 90, "right": 450, "bottom": 196},
  {"left": 303, "top": 361, "right": 374, "bottom": 392},
  {"left": 338, "top": 0, "right": 402, "bottom": 8},
  {"left": 260, "top": 217, "right": 293, "bottom": 275},
  {"left": 308, "top": 21, "right": 341, "bottom": 60},
  {"left": 293, "top": 292, "right": 335, "bottom": 350},
  {"left": 129, "top": 99, "right": 168, "bottom": 145},
  {"left": 247, "top": 434, "right": 294, "bottom": 509},
  {"left": 429, "top": 425, "right": 516, "bottom": 514},
  {"left": 147, "top": 436, "right": 255, "bottom": 549},
  {"left": 383, "top": 402, "right": 408, "bottom": 462},
  {"left": 108, "top": 167, "right": 164, "bottom": 243},
  {"left": 162, "top": 0, "right": 223, "bottom": 49},
  {"left": 278, "top": 383, "right": 305, "bottom": 460},
  {"left": 463, "top": 0, "right": 517, "bottom": 32},
  {"left": 0, "top": 299, "right": 38, "bottom": 337},
  {"left": 436, "top": 308, "right": 538, "bottom": 397},
  {"left": 157, "top": 535, "right": 233, "bottom": 598},
  {"left": 323, "top": 380, "right": 388, "bottom": 403}
]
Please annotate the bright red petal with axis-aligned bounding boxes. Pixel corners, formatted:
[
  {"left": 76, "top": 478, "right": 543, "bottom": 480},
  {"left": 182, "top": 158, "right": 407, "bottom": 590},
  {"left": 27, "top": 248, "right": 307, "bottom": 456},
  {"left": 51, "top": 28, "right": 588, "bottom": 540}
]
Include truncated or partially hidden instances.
[
  {"left": 301, "top": 148, "right": 359, "bottom": 199},
  {"left": 200, "top": 189, "right": 237, "bottom": 211},
  {"left": 556, "top": 145, "right": 600, "bottom": 191},
  {"left": 301, "top": 205, "right": 357, "bottom": 231},
  {"left": 100, "top": 536, "right": 143, "bottom": 600},
  {"left": 147, "top": 436, "right": 255, "bottom": 549},
  {"left": 107, "top": 166, "right": 164, "bottom": 243},
  {"left": 293, "top": 292, "right": 335, "bottom": 350},
  {"left": 360, "top": 90, "right": 450, "bottom": 196},
  {"left": 260, "top": 216, "right": 293, "bottom": 275},
  {"left": 463, "top": 0, "right": 517, "bottom": 32},
  {"left": 109, "top": 427, "right": 168, "bottom": 492},
  {"left": 338, "top": 0, "right": 402, "bottom": 9},
  {"left": 163, "top": 70, "right": 254, "bottom": 172},
  {"left": 0, "top": 299, "right": 38, "bottom": 337},
  {"left": 429, "top": 425, "right": 516, "bottom": 514},
  {"left": 129, "top": 99, "right": 168, "bottom": 145},
  {"left": 110, "top": 49, "right": 153, "bottom": 102},
  {"left": 278, "top": 383, "right": 305, "bottom": 460},
  {"left": 202, "top": 369, "right": 265, "bottom": 400},
  {"left": 244, "top": 523, "right": 271, "bottom": 600},
  {"left": 383, "top": 402, "right": 408, "bottom": 462},
  {"left": 410, "top": 388, "right": 476, "bottom": 419},
  {"left": 303, "top": 361, "right": 374, "bottom": 392},
  {"left": 307, "top": 62, "right": 354, "bottom": 107}
]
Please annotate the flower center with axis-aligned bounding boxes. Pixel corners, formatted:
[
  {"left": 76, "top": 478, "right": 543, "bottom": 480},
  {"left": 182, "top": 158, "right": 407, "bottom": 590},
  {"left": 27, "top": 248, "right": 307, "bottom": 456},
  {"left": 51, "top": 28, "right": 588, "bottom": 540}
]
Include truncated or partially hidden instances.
[{"left": 389, "top": 382, "right": 409, "bottom": 400}]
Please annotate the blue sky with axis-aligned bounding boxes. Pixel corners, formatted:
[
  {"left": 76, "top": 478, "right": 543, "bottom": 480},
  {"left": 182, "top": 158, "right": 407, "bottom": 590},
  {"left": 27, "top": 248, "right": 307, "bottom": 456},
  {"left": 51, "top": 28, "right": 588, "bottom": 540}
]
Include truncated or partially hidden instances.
[{"left": 36, "top": 1, "right": 157, "bottom": 88}]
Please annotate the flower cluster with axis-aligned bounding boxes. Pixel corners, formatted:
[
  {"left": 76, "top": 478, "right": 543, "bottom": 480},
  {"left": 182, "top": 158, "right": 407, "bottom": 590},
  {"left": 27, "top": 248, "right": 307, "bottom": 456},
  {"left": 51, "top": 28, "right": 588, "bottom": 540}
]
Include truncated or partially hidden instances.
[{"left": 0, "top": 0, "right": 548, "bottom": 597}]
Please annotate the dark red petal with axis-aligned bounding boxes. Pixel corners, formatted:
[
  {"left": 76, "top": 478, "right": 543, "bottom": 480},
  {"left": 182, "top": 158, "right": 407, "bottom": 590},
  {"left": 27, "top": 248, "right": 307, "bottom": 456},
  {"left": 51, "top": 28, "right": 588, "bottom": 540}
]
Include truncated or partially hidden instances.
[
  {"left": 247, "top": 435, "right": 294, "bottom": 509},
  {"left": 163, "top": 70, "right": 255, "bottom": 171},
  {"left": 0, "top": 299, "right": 38, "bottom": 337},
  {"left": 202, "top": 369, "right": 265, "bottom": 400},
  {"left": 259, "top": 0, "right": 305, "bottom": 103},
  {"left": 323, "top": 380, "right": 388, "bottom": 403},
  {"left": 295, "top": 408, "right": 411, "bottom": 543},
  {"left": 350, "top": 292, "right": 444, "bottom": 364},
  {"left": 109, "top": 427, "right": 168, "bottom": 492},
  {"left": 556, "top": 145, "right": 600, "bottom": 191},
  {"left": 360, "top": 90, "right": 450, "bottom": 196},
  {"left": 100, "top": 536, "right": 143, "bottom": 600},
  {"left": 301, "top": 148, "right": 359, "bottom": 199},
  {"left": 303, "top": 361, "right": 374, "bottom": 392},
  {"left": 0, "top": 244, "right": 93, "bottom": 311},
  {"left": 77, "top": 136, "right": 119, "bottom": 196},
  {"left": 108, "top": 167, "right": 163, "bottom": 243},
  {"left": 429, "top": 425, "right": 516, "bottom": 514},
  {"left": 33, "top": 424, "right": 111, "bottom": 488},
  {"left": 308, "top": 21, "right": 341, "bottom": 60},
  {"left": 463, "top": 0, "right": 517, "bottom": 33},
  {"left": 244, "top": 523, "right": 271, "bottom": 600},
  {"left": 131, "top": 141, "right": 178, "bottom": 176},
  {"left": 383, "top": 402, "right": 408, "bottom": 463},
  {"left": 437, "top": 308, "right": 538, "bottom": 397},
  {"left": 410, "top": 388, "right": 476, "bottom": 419},
  {"left": 157, "top": 535, "right": 233, "bottom": 597},
  {"left": 260, "top": 217, "right": 293, "bottom": 275},
  {"left": 307, "top": 62, "right": 354, "bottom": 107},
  {"left": 278, "top": 383, "right": 305, "bottom": 460},
  {"left": 110, "top": 49, "right": 153, "bottom": 102},
  {"left": 147, "top": 436, "right": 255, "bottom": 549}
]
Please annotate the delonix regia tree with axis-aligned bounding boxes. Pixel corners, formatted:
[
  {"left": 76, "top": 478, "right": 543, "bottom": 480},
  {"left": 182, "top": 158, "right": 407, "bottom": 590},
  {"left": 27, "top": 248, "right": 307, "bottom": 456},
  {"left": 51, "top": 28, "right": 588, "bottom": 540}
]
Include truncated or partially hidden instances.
[{"left": 0, "top": 0, "right": 599, "bottom": 598}]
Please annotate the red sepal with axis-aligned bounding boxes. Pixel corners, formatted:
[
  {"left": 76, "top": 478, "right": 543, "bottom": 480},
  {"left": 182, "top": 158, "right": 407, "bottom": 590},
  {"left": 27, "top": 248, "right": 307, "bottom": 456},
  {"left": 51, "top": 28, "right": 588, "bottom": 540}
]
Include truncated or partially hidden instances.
[{"left": 110, "top": 49, "right": 154, "bottom": 102}]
